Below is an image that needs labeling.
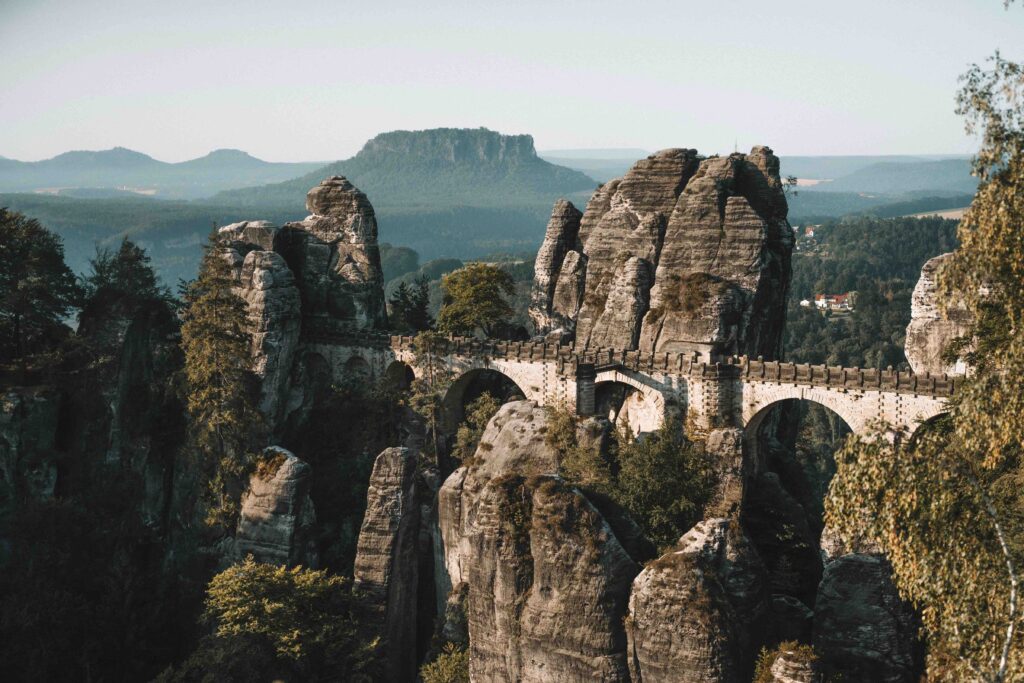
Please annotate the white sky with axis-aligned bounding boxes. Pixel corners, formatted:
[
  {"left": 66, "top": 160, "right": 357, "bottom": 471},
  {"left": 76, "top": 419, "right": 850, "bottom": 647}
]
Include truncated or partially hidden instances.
[{"left": 1, "top": 0, "right": 1021, "bottom": 162}]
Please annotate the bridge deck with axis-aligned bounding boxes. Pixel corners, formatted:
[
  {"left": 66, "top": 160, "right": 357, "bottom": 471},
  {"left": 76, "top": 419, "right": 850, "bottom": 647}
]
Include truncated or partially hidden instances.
[{"left": 301, "top": 327, "right": 961, "bottom": 399}]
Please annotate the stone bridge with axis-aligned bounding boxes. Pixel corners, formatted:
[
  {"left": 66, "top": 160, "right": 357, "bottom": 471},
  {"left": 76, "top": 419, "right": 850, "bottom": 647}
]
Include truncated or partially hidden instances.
[{"left": 300, "top": 328, "right": 958, "bottom": 443}]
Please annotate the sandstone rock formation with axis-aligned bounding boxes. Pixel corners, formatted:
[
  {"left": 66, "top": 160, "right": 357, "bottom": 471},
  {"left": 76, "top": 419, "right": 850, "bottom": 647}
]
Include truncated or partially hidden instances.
[
  {"left": 438, "top": 401, "right": 639, "bottom": 682},
  {"left": 812, "top": 553, "right": 920, "bottom": 682},
  {"left": 353, "top": 447, "right": 421, "bottom": 683},
  {"left": 768, "top": 645, "right": 821, "bottom": 683},
  {"left": 277, "top": 176, "right": 387, "bottom": 333},
  {"left": 218, "top": 177, "right": 388, "bottom": 431},
  {"left": 904, "top": 252, "right": 973, "bottom": 375},
  {"left": 0, "top": 389, "right": 59, "bottom": 522},
  {"left": 530, "top": 200, "right": 584, "bottom": 338},
  {"left": 627, "top": 518, "right": 768, "bottom": 683},
  {"left": 530, "top": 147, "right": 792, "bottom": 360},
  {"left": 234, "top": 446, "right": 317, "bottom": 567}
]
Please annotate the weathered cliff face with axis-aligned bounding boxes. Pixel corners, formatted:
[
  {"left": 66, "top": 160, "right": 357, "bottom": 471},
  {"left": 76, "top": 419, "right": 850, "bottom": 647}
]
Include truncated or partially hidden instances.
[
  {"left": 905, "top": 252, "right": 973, "bottom": 375},
  {"left": 627, "top": 518, "right": 768, "bottom": 683},
  {"left": 234, "top": 446, "right": 318, "bottom": 568},
  {"left": 438, "top": 401, "right": 640, "bottom": 682},
  {"left": 218, "top": 176, "right": 388, "bottom": 431},
  {"left": 812, "top": 553, "right": 921, "bottom": 682},
  {"left": 0, "top": 389, "right": 59, "bottom": 524},
  {"left": 278, "top": 176, "right": 387, "bottom": 332},
  {"left": 353, "top": 447, "right": 421, "bottom": 683},
  {"left": 530, "top": 147, "right": 792, "bottom": 359}
]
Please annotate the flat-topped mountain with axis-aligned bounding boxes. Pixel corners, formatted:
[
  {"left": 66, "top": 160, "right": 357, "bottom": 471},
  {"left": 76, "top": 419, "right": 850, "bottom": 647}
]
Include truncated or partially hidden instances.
[
  {"left": 0, "top": 147, "right": 324, "bottom": 198},
  {"left": 211, "top": 127, "right": 597, "bottom": 210}
]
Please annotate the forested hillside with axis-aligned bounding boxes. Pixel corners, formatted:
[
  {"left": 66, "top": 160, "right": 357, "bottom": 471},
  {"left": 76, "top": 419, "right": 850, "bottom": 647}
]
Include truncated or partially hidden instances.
[{"left": 784, "top": 215, "right": 960, "bottom": 368}]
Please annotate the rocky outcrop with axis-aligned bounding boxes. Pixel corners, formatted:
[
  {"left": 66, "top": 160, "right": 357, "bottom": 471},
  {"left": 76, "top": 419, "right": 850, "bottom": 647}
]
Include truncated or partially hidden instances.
[
  {"left": 768, "top": 645, "right": 821, "bottom": 683},
  {"left": 530, "top": 200, "right": 584, "bottom": 338},
  {"left": 218, "top": 177, "right": 388, "bottom": 431},
  {"left": 234, "top": 446, "right": 317, "bottom": 567},
  {"left": 627, "top": 518, "right": 768, "bottom": 683},
  {"left": 438, "top": 401, "right": 639, "bottom": 682},
  {"left": 0, "top": 389, "right": 59, "bottom": 524},
  {"left": 236, "top": 249, "right": 301, "bottom": 427},
  {"left": 277, "top": 176, "right": 387, "bottom": 332},
  {"left": 812, "top": 553, "right": 920, "bottom": 682},
  {"left": 530, "top": 147, "right": 792, "bottom": 360},
  {"left": 353, "top": 447, "right": 421, "bottom": 683},
  {"left": 905, "top": 252, "right": 972, "bottom": 375}
]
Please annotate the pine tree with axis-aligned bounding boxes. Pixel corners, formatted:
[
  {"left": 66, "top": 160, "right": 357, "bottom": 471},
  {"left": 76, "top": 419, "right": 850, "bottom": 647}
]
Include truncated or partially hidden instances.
[
  {"left": 180, "top": 230, "right": 263, "bottom": 528},
  {"left": 0, "top": 209, "right": 81, "bottom": 362},
  {"left": 82, "top": 237, "right": 171, "bottom": 308},
  {"left": 389, "top": 276, "right": 434, "bottom": 334}
]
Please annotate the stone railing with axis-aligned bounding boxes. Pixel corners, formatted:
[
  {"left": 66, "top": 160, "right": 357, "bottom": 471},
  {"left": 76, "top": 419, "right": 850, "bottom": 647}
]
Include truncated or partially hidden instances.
[{"left": 300, "top": 324, "right": 960, "bottom": 398}]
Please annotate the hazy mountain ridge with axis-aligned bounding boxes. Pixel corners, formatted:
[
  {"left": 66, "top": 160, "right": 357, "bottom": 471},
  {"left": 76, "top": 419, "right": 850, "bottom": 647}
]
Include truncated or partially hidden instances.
[
  {"left": 212, "top": 127, "right": 598, "bottom": 210},
  {"left": 0, "top": 147, "right": 325, "bottom": 198},
  {"left": 801, "top": 157, "right": 977, "bottom": 194}
]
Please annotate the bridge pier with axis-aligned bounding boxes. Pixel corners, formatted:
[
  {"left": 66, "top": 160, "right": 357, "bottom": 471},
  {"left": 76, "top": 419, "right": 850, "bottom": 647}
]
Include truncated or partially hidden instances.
[{"left": 575, "top": 363, "right": 596, "bottom": 417}]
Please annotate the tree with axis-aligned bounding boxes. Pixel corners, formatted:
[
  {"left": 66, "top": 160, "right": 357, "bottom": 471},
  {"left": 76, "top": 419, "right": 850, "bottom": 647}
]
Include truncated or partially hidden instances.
[
  {"left": 613, "top": 418, "right": 717, "bottom": 552},
  {"left": 420, "top": 643, "right": 470, "bottom": 683},
  {"left": 159, "top": 556, "right": 377, "bottom": 682},
  {"left": 81, "top": 237, "right": 171, "bottom": 308},
  {"left": 0, "top": 208, "right": 80, "bottom": 362},
  {"left": 389, "top": 275, "right": 433, "bottom": 333},
  {"left": 453, "top": 392, "right": 500, "bottom": 462},
  {"left": 437, "top": 263, "right": 515, "bottom": 338},
  {"left": 828, "top": 23, "right": 1024, "bottom": 681},
  {"left": 180, "top": 230, "right": 263, "bottom": 528},
  {"left": 408, "top": 330, "right": 454, "bottom": 459}
]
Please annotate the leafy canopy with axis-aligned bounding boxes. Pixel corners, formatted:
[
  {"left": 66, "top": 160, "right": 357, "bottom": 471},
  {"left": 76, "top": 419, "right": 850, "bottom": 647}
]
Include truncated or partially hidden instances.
[
  {"left": 437, "top": 263, "right": 515, "bottom": 338},
  {"left": 0, "top": 208, "right": 80, "bottom": 362},
  {"left": 827, "top": 33, "right": 1024, "bottom": 683},
  {"left": 180, "top": 230, "right": 263, "bottom": 527}
]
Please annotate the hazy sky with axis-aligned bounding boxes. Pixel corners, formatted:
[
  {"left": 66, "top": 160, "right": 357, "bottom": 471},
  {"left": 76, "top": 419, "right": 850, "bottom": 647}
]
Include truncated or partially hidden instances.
[{"left": 2, "top": 0, "right": 1021, "bottom": 162}]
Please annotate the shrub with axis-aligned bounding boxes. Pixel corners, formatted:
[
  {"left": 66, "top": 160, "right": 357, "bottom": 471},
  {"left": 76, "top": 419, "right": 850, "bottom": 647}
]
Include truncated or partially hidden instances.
[{"left": 420, "top": 642, "right": 470, "bottom": 683}]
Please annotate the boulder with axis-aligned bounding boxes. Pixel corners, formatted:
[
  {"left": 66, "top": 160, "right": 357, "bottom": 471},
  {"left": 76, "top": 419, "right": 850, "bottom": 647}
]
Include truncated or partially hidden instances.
[
  {"left": 769, "top": 645, "right": 821, "bottom": 683},
  {"left": 353, "top": 447, "right": 421, "bottom": 683},
  {"left": 234, "top": 446, "right": 317, "bottom": 567},
  {"left": 438, "top": 401, "right": 639, "bottom": 682},
  {"left": 627, "top": 518, "right": 768, "bottom": 683},
  {"left": 904, "top": 252, "right": 973, "bottom": 375}
]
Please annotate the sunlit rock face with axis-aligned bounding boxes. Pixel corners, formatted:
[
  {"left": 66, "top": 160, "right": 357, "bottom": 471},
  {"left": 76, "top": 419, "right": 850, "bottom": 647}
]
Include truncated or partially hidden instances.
[
  {"left": 277, "top": 176, "right": 388, "bottom": 332},
  {"left": 234, "top": 446, "right": 317, "bottom": 568},
  {"left": 438, "top": 401, "right": 640, "bottom": 682},
  {"left": 217, "top": 176, "right": 388, "bottom": 431},
  {"left": 904, "top": 252, "right": 973, "bottom": 375},
  {"left": 530, "top": 147, "right": 792, "bottom": 361},
  {"left": 626, "top": 518, "right": 768, "bottom": 683}
]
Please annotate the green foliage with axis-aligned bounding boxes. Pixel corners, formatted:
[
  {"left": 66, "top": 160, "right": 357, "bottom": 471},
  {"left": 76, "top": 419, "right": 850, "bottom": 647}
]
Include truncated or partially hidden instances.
[
  {"left": 419, "top": 642, "right": 470, "bottom": 683},
  {"left": 752, "top": 641, "right": 820, "bottom": 683},
  {"left": 0, "top": 208, "right": 81, "bottom": 362},
  {"left": 81, "top": 237, "right": 172, "bottom": 308},
  {"left": 0, "top": 480, "right": 201, "bottom": 683},
  {"left": 388, "top": 275, "right": 434, "bottom": 333},
  {"left": 614, "top": 418, "right": 718, "bottom": 552},
  {"left": 453, "top": 392, "right": 501, "bottom": 463},
  {"left": 785, "top": 215, "right": 959, "bottom": 368},
  {"left": 161, "top": 556, "right": 376, "bottom": 682},
  {"left": 828, "top": 35, "right": 1024, "bottom": 682},
  {"left": 409, "top": 330, "right": 455, "bottom": 458},
  {"left": 437, "top": 263, "right": 516, "bottom": 337},
  {"left": 548, "top": 409, "right": 716, "bottom": 553},
  {"left": 180, "top": 230, "right": 263, "bottom": 528}
]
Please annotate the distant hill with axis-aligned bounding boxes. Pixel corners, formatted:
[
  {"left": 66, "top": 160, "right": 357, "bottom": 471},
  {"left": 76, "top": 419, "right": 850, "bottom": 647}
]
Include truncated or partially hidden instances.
[
  {"left": 212, "top": 127, "right": 598, "bottom": 210},
  {"left": 801, "top": 158, "right": 977, "bottom": 195},
  {"left": 0, "top": 147, "right": 324, "bottom": 199}
]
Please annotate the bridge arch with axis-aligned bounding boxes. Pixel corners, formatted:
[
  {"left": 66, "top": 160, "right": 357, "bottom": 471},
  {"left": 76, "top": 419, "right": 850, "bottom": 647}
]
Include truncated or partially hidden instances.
[
  {"left": 441, "top": 367, "right": 527, "bottom": 433},
  {"left": 592, "top": 367, "right": 676, "bottom": 437},
  {"left": 383, "top": 360, "right": 415, "bottom": 391},
  {"left": 343, "top": 355, "right": 372, "bottom": 382}
]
